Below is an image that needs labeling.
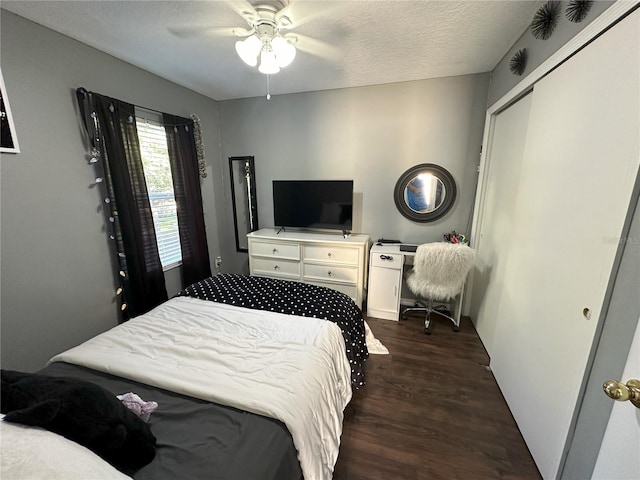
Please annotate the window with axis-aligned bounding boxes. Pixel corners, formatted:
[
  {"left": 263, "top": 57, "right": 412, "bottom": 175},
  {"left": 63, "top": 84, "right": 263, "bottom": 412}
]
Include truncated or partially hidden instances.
[{"left": 136, "top": 110, "right": 182, "bottom": 269}]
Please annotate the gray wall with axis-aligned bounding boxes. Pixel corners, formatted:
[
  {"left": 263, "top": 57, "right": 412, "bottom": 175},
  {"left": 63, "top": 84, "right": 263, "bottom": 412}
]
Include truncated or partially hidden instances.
[
  {"left": 217, "top": 74, "right": 490, "bottom": 274},
  {"left": 0, "top": 11, "right": 223, "bottom": 371},
  {"left": 489, "top": 0, "right": 614, "bottom": 105}
]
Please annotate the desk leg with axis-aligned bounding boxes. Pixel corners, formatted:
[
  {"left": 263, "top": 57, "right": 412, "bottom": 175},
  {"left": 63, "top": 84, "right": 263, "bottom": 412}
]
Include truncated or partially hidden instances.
[{"left": 452, "top": 290, "right": 464, "bottom": 330}]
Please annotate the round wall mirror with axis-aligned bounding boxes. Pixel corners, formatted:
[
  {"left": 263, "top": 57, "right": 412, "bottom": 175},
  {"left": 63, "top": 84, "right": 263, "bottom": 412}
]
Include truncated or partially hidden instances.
[{"left": 394, "top": 164, "right": 456, "bottom": 222}]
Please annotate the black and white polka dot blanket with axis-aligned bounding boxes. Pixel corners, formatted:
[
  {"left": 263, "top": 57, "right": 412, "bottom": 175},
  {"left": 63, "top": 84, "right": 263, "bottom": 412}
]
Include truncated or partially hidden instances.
[{"left": 178, "top": 274, "right": 368, "bottom": 389}]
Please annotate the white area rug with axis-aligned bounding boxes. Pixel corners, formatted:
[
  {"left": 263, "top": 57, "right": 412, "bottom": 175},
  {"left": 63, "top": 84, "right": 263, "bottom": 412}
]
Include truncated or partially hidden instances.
[{"left": 364, "top": 321, "right": 389, "bottom": 354}]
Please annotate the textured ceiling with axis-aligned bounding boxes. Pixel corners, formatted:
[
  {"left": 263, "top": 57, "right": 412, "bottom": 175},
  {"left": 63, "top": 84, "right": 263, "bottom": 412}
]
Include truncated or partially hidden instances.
[{"left": 1, "top": 0, "right": 544, "bottom": 101}]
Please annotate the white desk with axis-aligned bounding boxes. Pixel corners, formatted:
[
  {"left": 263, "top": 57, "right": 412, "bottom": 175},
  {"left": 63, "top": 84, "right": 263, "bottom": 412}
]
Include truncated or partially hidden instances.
[{"left": 366, "top": 243, "right": 464, "bottom": 323}]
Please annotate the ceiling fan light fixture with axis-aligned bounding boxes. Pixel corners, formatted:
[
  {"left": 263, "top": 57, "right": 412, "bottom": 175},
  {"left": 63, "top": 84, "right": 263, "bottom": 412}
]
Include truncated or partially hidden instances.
[
  {"left": 258, "top": 49, "right": 280, "bottom": 74},
  {"left": 235, "top": 35, "right": 262, "bottom": 67},
  {"left": 271, "top": 36, "right": 296, "bottom": 68},
  {"left": 233, "top": 4, "right": 297, "bottom": 74}
]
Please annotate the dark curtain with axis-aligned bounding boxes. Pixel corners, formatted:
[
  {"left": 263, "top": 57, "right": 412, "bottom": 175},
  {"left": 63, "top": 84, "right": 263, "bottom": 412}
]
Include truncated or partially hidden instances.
[
  {"left": 163, "top": 113, "right": 211, "bottom": 287},
  {"left": 77, "top": 89, "right": 168, "bottom": 318}
]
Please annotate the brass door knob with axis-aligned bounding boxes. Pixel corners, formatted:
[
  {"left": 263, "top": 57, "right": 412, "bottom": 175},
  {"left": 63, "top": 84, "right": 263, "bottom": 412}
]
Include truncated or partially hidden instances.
[{"left": 603, "top": 379, "right": 640, "bottom": 408}]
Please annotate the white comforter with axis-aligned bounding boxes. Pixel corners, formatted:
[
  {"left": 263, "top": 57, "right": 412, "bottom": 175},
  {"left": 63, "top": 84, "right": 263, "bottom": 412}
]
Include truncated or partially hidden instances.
[{"left": 50, "top": 296, "right": 353, "bottom": 480}]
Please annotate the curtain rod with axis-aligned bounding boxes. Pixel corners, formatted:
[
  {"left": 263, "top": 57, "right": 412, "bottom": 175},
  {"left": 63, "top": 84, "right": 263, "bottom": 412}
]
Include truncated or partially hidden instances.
[{"left": 76, "top": 87, "right": 192, "bottom": 123}]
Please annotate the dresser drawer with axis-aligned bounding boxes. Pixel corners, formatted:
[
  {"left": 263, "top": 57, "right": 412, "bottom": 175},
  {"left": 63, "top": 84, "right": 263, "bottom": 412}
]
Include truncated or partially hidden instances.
[
  {"left": 306, "top": 281, "right": 358, "bottom": 302},
  {"left": 303, "top": 245, "right": 359, "bottom": 265},
  {"left": 304, "top": 263, "right": 358, "bottom": 284},
  {"left": 370, "top": 251, "right": 404, "bottom": 270},
  {"left": 247, "top": 228, "right": 370, "bottom": 309},
  {"left": 250, "top": 240, "right": 300, "bottom": 260},
  {"left": 251, "top": 257, "right": 300, "bottom": 278}
]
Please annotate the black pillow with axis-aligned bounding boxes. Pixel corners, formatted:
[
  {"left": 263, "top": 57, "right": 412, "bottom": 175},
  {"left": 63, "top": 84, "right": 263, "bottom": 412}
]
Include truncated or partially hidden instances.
[{"left": 1, "top": 369, "right": 156, "bottom": 474}]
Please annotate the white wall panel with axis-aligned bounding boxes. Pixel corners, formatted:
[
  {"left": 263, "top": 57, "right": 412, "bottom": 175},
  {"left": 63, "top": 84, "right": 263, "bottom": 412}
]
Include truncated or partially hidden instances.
[{"left": 469, "top": 92, "right": 532, "bottom": 353}]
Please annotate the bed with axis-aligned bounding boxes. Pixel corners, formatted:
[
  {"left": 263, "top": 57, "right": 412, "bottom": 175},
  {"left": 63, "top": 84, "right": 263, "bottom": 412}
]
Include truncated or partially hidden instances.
[{"left": 1, "top": 274, "right": 368, "bottom": 480}]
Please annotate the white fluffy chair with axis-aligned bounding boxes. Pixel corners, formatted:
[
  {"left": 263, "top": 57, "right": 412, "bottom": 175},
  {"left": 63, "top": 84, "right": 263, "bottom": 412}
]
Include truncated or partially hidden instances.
[{"left": 402, "top": 242, "right": 475, "bottom": 334}]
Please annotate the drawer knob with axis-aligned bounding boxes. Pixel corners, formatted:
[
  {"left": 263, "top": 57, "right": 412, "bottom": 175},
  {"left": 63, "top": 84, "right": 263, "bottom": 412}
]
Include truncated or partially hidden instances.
[
  {"left": 274, "top": 265, "right": 280, "bottom": 270},
  {"left": 327, "top": 252, "right": 332, "bottom": 257},
  {"left": 328, "top": 271, "right": 333, "bottom": 276},
  {"left": 272, "top": 248, "right": 278, "bottom": 254}
]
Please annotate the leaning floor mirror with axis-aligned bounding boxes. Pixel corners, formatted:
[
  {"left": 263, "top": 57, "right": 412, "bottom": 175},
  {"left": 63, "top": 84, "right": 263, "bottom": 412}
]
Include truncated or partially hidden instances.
[{"left": 229, "top": 156, "right": 259, "bottom": 252}]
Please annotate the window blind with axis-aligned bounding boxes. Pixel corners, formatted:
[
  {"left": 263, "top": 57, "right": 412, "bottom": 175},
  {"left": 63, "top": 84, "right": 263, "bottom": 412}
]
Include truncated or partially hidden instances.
[{"left": 136, "top": 115, "right": 182, "bottom": 268}]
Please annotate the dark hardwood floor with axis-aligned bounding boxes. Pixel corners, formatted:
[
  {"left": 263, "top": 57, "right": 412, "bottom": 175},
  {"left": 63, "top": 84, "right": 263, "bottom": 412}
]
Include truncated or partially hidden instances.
[{"left": 333, "top": 313, "right": 541, "bottom": 480}]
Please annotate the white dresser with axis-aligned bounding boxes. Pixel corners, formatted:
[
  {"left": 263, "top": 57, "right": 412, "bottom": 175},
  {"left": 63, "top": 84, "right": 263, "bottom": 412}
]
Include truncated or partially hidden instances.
[{"left": 247, "top": 228, "right": 371, "bottom": 308}]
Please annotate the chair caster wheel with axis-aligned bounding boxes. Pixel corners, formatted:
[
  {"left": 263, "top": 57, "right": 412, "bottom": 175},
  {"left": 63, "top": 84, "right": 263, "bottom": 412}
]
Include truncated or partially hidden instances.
[
  {"left": 424, "top": 328, "right": 432, "bottom": 335},
  {"left": 453, "top": 325, "right": 460, "bottom": 332},
  {"left": 401, "top": 314, "right": 407, "bottom": 320}
]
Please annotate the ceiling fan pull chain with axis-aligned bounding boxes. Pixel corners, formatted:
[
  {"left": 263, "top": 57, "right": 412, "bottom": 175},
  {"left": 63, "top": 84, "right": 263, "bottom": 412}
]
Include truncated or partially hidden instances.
[{"left": 266, "top": 74, "right": 271, "bottom": 100}]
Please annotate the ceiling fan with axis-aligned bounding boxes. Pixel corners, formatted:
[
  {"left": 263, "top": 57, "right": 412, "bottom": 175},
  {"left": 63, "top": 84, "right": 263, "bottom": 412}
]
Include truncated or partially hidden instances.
[
  {"left": 169, "top": 0, "right": 339, "bottom": 75},
  {"left": 232, "top": 2, "right": 297, "bottom": 74}
]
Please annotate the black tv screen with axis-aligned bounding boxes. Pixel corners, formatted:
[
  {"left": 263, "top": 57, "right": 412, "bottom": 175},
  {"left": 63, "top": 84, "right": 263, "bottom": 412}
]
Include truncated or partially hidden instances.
[{"left": 273, "top": 180, "right": 353, "bottom": 231}]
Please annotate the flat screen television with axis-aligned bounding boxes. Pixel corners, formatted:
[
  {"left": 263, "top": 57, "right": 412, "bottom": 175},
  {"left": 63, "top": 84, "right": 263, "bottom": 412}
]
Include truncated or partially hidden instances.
[{"left": 273, "top": 180, "right": 353, "bottom": 232}]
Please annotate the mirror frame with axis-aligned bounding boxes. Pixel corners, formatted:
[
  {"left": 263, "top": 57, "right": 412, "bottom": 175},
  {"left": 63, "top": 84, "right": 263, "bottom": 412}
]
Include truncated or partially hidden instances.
[
  {"left": 393, "top": 163, "right": 457, "bottom": 223},
  {"left": 229, "top": 156, "right": 259, "bottom": 252}
]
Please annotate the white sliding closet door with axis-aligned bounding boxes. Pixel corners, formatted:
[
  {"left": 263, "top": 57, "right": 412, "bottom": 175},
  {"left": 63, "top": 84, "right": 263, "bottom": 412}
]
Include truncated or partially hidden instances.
[
  {"left": 485, "top": 11, "right": 640, "bottom": 479},
  {"left": 470, "top": 92, "right": 532, "bottom": 353}
]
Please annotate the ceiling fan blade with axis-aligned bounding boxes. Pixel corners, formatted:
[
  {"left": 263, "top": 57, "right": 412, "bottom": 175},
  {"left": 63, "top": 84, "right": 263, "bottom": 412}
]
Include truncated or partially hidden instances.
[
  {"left": 291, "top": 33, "right": 342, "bottom": 62},
  {"left": 168, "top": 25, "right": 251, "bottom": 39},
  {"left": 276, "top": 1, "right": 345, "bottom": 30},
  {"left": 227, "top": 0, "right": 259, "bottom": 25}
]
